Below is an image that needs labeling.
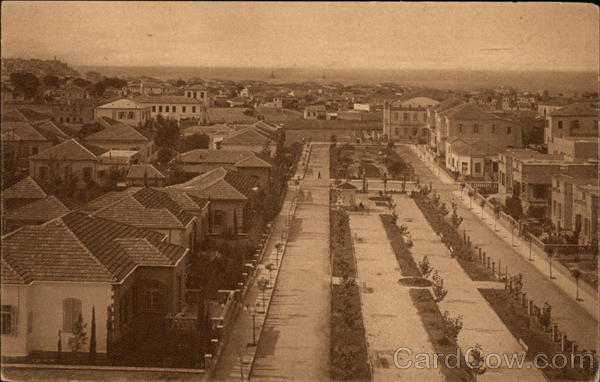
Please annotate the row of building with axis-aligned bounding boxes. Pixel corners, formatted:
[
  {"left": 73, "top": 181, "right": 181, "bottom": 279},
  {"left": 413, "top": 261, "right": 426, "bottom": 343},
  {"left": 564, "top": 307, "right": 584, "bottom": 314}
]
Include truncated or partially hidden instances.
[{"left": 1, "top": 109, "right": 283, "bottom": 362}]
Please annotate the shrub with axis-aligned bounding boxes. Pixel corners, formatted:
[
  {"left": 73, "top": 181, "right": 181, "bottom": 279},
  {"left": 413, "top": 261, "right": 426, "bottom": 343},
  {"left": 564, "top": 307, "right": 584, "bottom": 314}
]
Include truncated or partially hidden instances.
[
  {"left": 432, "top": 271, "right": 448, "bottom": 302},
  {"left": 69, "top": 313, "right": 88, "bottom": 353},
  {"left": 419, "top": 256, "right": 433, "bottom": 279},
  {"left": 441, "top": 311, "right": 463, "bottom": 344}
]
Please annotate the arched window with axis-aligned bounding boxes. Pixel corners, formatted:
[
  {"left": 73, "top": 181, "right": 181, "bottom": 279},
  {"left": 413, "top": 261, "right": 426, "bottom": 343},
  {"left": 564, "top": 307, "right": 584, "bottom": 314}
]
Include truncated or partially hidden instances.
[{"left": 63, "top": 298, "right": 82, "bottom": 333}]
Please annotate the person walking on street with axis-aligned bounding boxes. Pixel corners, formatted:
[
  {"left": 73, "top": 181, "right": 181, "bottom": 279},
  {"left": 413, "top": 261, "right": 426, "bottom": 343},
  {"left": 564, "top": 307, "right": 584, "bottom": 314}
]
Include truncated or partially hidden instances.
[{"left": 318, "top": 171, "right": 321, "bottom": 179}]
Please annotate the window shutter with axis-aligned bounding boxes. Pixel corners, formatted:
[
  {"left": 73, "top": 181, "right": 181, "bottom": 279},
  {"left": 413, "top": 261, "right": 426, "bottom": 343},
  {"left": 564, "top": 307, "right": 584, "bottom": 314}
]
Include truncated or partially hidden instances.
[{"left": 11, "top": 306, "right": 18, "bottom": 335}]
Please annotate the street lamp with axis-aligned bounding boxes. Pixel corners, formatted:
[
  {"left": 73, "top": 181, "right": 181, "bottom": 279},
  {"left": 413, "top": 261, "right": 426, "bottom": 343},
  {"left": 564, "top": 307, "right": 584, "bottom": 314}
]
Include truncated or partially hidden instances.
[{"left": 548, "top": 248, "right": 556, "bottom": 279}]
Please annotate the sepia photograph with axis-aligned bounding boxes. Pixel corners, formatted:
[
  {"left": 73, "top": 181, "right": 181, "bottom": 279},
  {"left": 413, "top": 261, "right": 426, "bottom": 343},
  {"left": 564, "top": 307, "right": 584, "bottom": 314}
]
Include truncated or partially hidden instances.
[{"left": 0, "top": 2, "right": 598, "bottom": 381}]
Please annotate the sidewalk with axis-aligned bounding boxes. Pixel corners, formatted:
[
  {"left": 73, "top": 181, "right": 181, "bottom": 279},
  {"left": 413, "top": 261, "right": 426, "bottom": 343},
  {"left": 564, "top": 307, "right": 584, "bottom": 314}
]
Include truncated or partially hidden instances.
[
  {"left": 403, "top": 145, "right": 598, "bottom": 352},
  {"left": 392, "top": 194, "right": 546, "bottom": 382},
  {"left": 250, "top": 144, "right": 331, "bottom": 380},
  {"left": 212, "top": 188, "right": 297, "bottom": 381},
  {"left": 349, "top": 200, "right": 443, "bottom": 382}
]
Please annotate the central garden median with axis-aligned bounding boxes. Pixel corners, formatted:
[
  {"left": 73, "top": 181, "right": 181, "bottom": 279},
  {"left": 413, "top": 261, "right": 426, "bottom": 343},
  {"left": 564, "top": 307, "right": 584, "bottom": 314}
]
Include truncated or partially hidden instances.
[{"left": 329, "top": 204, "right": 371, "bottom": 381}]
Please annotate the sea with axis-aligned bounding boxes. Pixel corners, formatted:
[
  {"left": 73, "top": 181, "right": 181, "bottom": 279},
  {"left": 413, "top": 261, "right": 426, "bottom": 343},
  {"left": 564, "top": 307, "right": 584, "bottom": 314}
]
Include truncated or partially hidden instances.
[{"left": 75, "top": 66, "right": 597, "bottom": 93}]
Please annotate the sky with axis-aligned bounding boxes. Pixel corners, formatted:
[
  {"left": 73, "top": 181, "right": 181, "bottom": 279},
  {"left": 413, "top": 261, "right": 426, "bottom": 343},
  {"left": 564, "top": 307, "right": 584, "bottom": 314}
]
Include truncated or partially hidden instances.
[{"left": 1, "top": 2, "right": 598, "bottom": 72}]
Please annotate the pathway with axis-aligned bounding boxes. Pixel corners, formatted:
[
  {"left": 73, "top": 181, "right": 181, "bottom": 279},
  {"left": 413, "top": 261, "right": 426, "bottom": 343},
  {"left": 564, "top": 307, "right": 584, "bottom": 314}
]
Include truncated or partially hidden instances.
[
  {"left": 250, "top": 144, "right": 331, "bottom": 380},
  {"left": 391, "top": 194, "right": 545, "bottom": 381},
  {"left": 349, "top": 202, "right": 442, "bottom": 381},
  {"left": 402, "top": 145, "right": 598, "bottom": 352}
]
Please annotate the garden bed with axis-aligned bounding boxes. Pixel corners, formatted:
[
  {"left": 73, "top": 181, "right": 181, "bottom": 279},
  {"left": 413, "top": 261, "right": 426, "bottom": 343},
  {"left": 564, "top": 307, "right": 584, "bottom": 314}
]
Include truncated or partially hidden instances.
[
  {"left": 379, "top": 214, "right": 422, "bottom": 277},
  {"left": 409, "top": 289, "right": 475, "bottom": 381},
  {"left": 479, "top": 289, "right": 598, "bottom": 381},
  {"left": 329, "top": 205, "right": 371, "bottom": 381},
  {"left": 412, "top": 195, "right": 496, "bottom": 282}
]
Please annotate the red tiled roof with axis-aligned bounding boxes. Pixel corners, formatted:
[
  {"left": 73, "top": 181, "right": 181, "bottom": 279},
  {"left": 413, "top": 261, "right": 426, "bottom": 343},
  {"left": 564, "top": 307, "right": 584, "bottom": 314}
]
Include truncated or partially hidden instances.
[
  {"left": 441, "top": 103, "right": 500, "bottom": 121},
  {"left": 170, "top": 167, "right": 258, "bottom": 200},
  {"left": 2, "top": 220, "right": 117, "bottom": 283},
  {"left": 222, "top": 127, "right": 275, "bottom": 145},
  {"left": 550, "top": 103, "right": 598, "bottom": 117},
  {"left": 30, "top": 139, "right": 107, "bottom": 161},
  {"left": 83, "top": 123, "right": 148, "bottom": 142},
  {"left": 127, "top": 164, "right": 166, "bottom": 180},
  {"left": 135, "top": 95, "right": 202, "bottom": 104},
  {"left": 4, "top": 196, "right": 70, "bottom": 222},
  {"left": 2, "top": 176, "right": 47, "bottom": 200},
  {"left": 1, "top": 122, "right": 48, "bottom": 142}
]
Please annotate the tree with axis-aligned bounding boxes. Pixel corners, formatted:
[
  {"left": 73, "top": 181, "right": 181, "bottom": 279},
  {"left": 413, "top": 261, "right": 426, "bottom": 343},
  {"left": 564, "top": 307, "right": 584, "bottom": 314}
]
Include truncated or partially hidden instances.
[
  {"left": 89, "top": 307, "right": 97, "bottom": 362},
  {"left": 505, "top": 194, "right": 523, "bottom": 220},
  {"left": 69, "top": 313, "right": 88, "bottom": 352},
  {"left": 157, "top": 147, "right": 175, "bottom": 164},
  {"left": 43, "top": 75, "right": 60, "bottom": 88},
  {"left": 178, "top": 133, "right": 210, "bottom": 152},
  {"left": 73, "top": 78, "right": 91, "bottom": 88},
  {"left": 10, "top": 72, "right": 40, "bottom": 99}
]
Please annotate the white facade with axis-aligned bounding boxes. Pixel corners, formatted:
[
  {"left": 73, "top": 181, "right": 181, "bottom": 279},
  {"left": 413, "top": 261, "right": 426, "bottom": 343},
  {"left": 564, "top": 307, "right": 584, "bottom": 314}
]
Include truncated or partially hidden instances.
[{"left": 1, "top": 282, "right": 112, "bottom": 358}]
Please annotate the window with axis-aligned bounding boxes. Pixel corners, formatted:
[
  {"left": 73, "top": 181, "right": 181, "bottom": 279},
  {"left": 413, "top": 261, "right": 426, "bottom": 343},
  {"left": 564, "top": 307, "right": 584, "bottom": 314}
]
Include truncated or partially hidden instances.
[
  {"left": 393, "top": 112, "right": 399, "bottom": 121},
  {"left": 192, "top": 106, "right": 197, "bottom": 113},
  {"left": 118, "top": 112, "right": 126, "bottom": 120},
  {"left": 394, "top": 128, "right": 399, "bottom": 136},
  {"left": 127, "top": 112, "right": 134, "bottom": 120},
  {"left": 165, "top": 106, "right": 170, "bottom": 113},
  {"left": 143, "top": 282, "right": 163, "bottom": 313},
  {"left": 193, "top": 92, "right": 197, "bottom": 99},
  {"left": 172, "top": 106, "right": 177, "bottom": 113},
  {"left": 506, "top": 126, "right": 512, "bottom": 135},
  {"left": 403, "top": 113, "right": 409, "bottom": 121},
  {"left": 458, "top": 124, "right": 463, "bottom": 133},
  {"left": 182, "top": 106, "right": 187, "bottom": 113},
  {"left": 491, "top": 125, "right": 496, "bottom": 134},
  {"left": 1, "top": 305, "right": 17, "bottom": 335},
  {"left": 413, "top": 113, "right": 418, "bottom": 121},
  {"left": 422, "top": 128, "right": 427, "bottom": 136},
  {"left": 473, "top": 124, "right": 479, "bottom": 133},
  {"left": 83, "top": 167, "right": 92, "bottom": 179},
  {"left": 31, "top": 146, "right": 38, "bottom": 155},
  {"left": 63, "top": 298, "right": 81, "bottom": 333},
  {"left": 557, "top": 120, "right": 563, "bottom": 129},
  {"left": 474, "top": 163, "right": 482, "bottom": 173},
  {"left": 152, "top": 106, "right": 156, "bottom": 112},
  {"left": 158, "top": 105, "right": 163, "bottom": 112}
]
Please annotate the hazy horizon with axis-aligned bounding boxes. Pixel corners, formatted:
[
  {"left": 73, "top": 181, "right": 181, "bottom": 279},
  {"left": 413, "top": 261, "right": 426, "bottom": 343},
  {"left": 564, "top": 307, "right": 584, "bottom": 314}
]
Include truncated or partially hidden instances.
[
  {"left": 2, "top": 2, "right": 598, "bottom": 72},
  {"left": 72, "top": 65, "right": 597, "bottom": 93}
]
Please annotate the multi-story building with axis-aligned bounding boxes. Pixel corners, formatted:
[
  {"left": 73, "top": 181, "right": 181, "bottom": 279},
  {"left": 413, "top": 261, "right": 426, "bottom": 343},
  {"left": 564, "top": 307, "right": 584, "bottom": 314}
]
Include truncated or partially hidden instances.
[
  {"left": 383, "top": 97, "right": 439, "bottom": 143},
  {"left": 184, "top": 84, "right": 209, "bottom": 107},
  {"left": 94, "top": 98, "right": 152, "bottom": 127},
  {"left": 430, "top": 102, "right": 522, "bottom": 156},
  {"left": 551, "top": 174, "right": 598, "bottom": 245},
  {"left": 52, "top": 98, "right": 97, "bottom": 125},
  {"left": 498, "top": 148, "right": 597, "bottom": 217},
  {"left": 427, "top": 98, "right": 464, "bottom": 150},
  {"left": 135, "top": 95, "right": 207, "bottom": 122},
  {"left": 545, "top": 103, "right": 599, "bottom": 147}
]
